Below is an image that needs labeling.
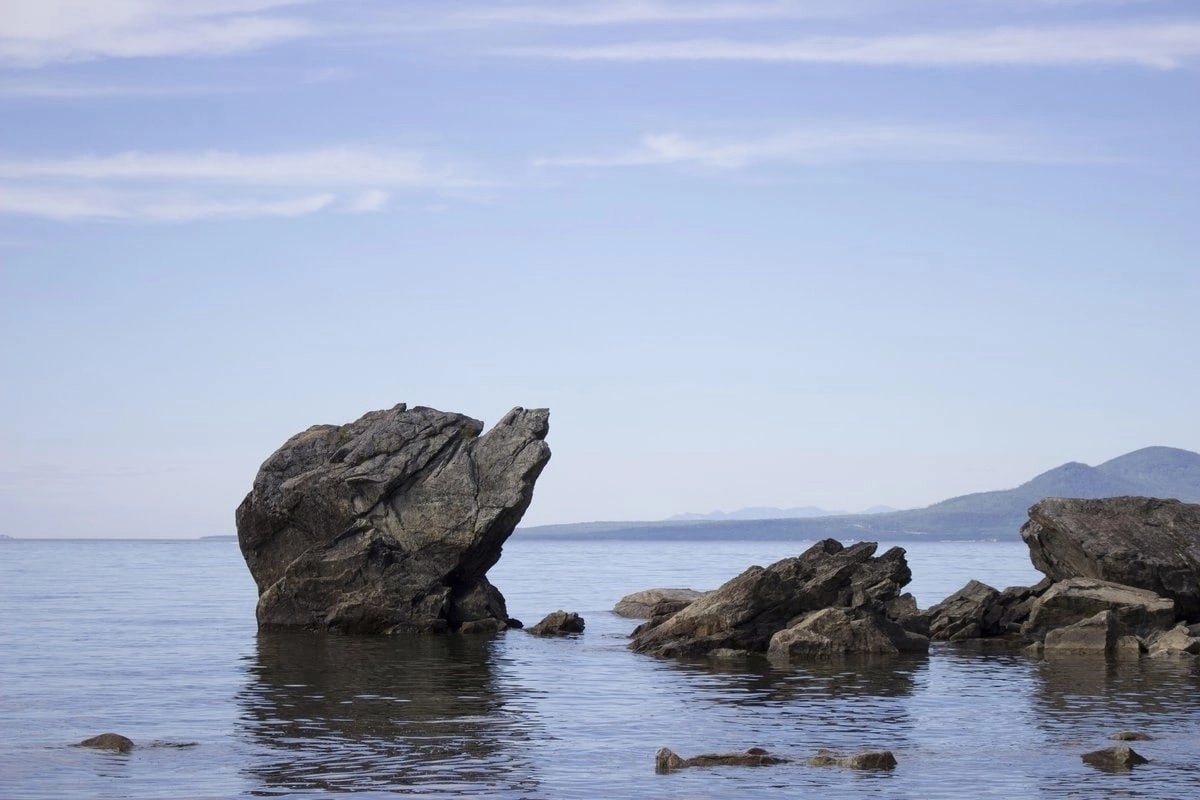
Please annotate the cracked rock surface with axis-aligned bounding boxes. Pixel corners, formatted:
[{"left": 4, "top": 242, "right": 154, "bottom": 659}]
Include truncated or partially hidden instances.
[{"left": 236, "top": 404, "right": 550, "bottom": 633}]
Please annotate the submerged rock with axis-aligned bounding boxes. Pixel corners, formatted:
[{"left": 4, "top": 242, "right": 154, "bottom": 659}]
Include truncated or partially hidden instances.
[
  {"left": 1082, "top": 745, "right": 1149, "bottom": 771},
  {"left": 236, "top": 404, "right": 550, "bottom": 634},
  {"left": 655, "top": 747, "right": 788, "bottom": 772},
  {"left": 79, "top": 733, "right": 134, "bottom": 752},
  {"left": 1021, "top": 497, "right": 1200, "bottom": 620},
  {"left": 808, "top": 749, "right": 898, "bottom": 770},
  {"left": 630, "top": 539, "right": 921, "bottom": 658},
  {"left": 1110, "top": 731, "right": 1154, "bottom": 741},
  {"left": 528, "top": 610, "right": 585, "bottom": 636}
]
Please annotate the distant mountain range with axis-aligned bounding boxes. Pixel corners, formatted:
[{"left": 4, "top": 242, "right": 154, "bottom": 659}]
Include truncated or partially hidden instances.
[
  {"left": 518, "top": 446, "right": 1200, "bottom": 542},
  {"left": 668, "top": 505, "right": 899, "bottom": 521}
]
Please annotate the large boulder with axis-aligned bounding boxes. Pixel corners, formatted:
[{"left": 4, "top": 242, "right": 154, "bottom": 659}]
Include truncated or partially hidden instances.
[
  {"left": 1021, "top": 497, "right": 1200, "bottom": 620},
  {"left": 236, "top": 404, "right": 550, "bottom": 633},
  {"left": 629, "top": 539, "right": 915, "bottom": 658}
]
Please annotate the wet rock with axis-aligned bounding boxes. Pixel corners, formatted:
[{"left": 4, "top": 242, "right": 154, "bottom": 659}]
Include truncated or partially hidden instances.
[
  {"left": 885, "top": 593, "right": 930, "bottom": 637},
  {"left": 768, "top": 607, "right": 929, "bottom": 661},
  {"left": 1110, "top": 731, "right": 1154, "bottom": 741},
  {"left": 630, "top": 539, "right": 912, "bottom": 658},
  {"left": 613, "top": 588, "right": 705, "bottom": 619},
  {"left": 236, "top": 404, "right": 551, "bottom": 634},
  {"left": 80, "top": 733, "right": 134, "bottom": 752},
  {"left": 1021, "top": 497, "right": 1200, "bottom": 620},
  {"left": 927, "top": 580, "right": 1000, "bottom": 641},
  {"left": 1024, "top": 578, "right": 1175, "bottom": 639},
  {"left": 808, "top": 749, "right": 897, "bottom": 770},
  {"left": 1144, "top": 625, "right": 1200, "bottom": 657},
  {"left": 1082, "top": 745, "right": 1149, "bottom": 771},
  {"left": 1043, "top": 610, "right": 1117, "bottom": 653},
  {"left": 655, "top": 747, "right": 789, "bottom": 772},
  {"left": 527, "top": 610, "right": 585, "bottom": 636}
]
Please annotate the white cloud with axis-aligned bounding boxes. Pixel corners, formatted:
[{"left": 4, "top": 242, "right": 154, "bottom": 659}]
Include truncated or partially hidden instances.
[
  {"left": 498, "top": 21, "right": 1200, "bottom": 69},
  {"left": 0, "top": 0, "right": 313, "bottom": 66},
  {"left": 538, "top": 124, "right": 1102, "bottom": 170},
  {"left": 441, "top": 1, "right": 852, "bottom": 27},
  {"left": 0, "top": 146, "right": 477, "bottom": 222}
]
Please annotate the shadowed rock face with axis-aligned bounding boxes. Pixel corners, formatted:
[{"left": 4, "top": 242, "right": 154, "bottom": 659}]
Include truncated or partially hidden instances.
[
  {"left": 1021, "top": 497, "right": 1200, "bottom": 621},
  {"left": 236, "top": 404, "right": 550, "bottom": 633}
]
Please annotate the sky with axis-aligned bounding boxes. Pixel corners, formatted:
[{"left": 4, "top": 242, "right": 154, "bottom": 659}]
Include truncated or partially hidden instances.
[{"left": 1, "top": 0, "right": 1198, "bottom": 538}]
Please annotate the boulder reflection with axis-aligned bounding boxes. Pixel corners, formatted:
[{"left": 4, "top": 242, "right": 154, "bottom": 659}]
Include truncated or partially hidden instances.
[{"left": 238, "top": 632, "right": 538, "bottom": 796}]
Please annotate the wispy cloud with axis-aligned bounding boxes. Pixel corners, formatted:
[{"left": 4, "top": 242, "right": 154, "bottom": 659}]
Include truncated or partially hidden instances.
[
  {"left": 499, "top": 21, "right": 1200, "bottom": 69},
  {"left": 440, "top": 1, "right": 853, "bottom": 27},
  {"left": 0, "top": 0, "right": 314, "bottom": 66},
  {"left": 0, "top": 146, "right": 480, "bottom": 221},
  {"left": 537, "top": 124, "right": 1104, "bottom": 170}
]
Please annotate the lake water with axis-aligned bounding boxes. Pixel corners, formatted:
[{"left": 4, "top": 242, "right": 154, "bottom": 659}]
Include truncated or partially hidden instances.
[{"left": 2, "top": 536, "right": 1198, "bottom": 799}]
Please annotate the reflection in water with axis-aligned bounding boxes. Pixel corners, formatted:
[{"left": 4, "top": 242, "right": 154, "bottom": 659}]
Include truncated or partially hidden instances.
[{"left": 238, "top": 633, "right": 539, "bottom": 796}]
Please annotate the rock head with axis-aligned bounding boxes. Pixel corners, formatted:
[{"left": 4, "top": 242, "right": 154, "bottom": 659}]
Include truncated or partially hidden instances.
[
  {"left": 1021, "top": 497, "right": 1200, "bottom": 621},
  {"left": 236, "top": 404, "right": 550, "bottom": 633}
]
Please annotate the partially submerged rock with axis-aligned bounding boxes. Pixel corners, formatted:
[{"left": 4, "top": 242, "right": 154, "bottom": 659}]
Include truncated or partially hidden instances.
[
  {"left": 1082, "top": 745, "right": 1149, "bottom": 771},
  {"left": 1110, "top": 731, "right": 1154, "bottom": 741},
  {"left": 768, "top": 606, "right": 928, "bottom": 661},
  {"left": 528, "top": 610, "right": 585, "bottom": 636},
  {"left": 1024, "top": 578, "right": 1175, "bottom": 639},
  {"left": 1043, "top": 610, "right": 1118, "bottom": 653},
  {"left": 613, "top": 588, "right": 704, "bottom": 619},
  {"left": 808, "top": 749, "right": 898, "bottom": 770},
  {"left": 80, "top": 733, "right": 134, "bottom": 752},
  {"left": 630, "top": 539, "right": 922, "bottom": 658},
  {"left": 1022, "top": 497, "right": 1200, "bottom": 620},
  {"left": 1144, "top": 625, "right": 1200, "bottom": 657},
  {"left": 655, "top": 747, "right": 788, "bottom": 772},
  {"left": 236, "top": 404, "right": 550, "bottom": 633}
]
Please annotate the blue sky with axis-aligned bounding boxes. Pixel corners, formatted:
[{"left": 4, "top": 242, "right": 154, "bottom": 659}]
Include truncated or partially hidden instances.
[{"left": 1, "top": 0, "right": 1198, "bottom": 538}]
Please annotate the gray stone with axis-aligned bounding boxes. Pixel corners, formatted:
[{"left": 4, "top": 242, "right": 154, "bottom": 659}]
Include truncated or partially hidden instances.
[
  {"left": 1021, "top": 497, "right": 1200, "bottom": 620},
  {"left": 613, "top": 588, "right": 704, "bottom": 619},
  {"left": 80, "top": 733, "right": 133, "bottom": 752},
  {"left": 528, "top": 610, "right": 585, "bottom": 636},
  {"left": 629, "top": 539, "right": 912, "bottom": 658},
  {"left": 808, "top": 749, "right": 898, "bottom": 770},
  {"left": 768, "top": 607, "right": 929, "bottom": 660},
  {"left": 1144, "top": 625, "right": 1200, "bottom": 657},
  {"left": 927, "top": 580, "right": 1000, "bottom": 641},
  {"left": 1043, "top": 610, "right": 1117, "bottom": 653},
  {"left": 1024, "top": 578, "right": 1175, "bottom": 639},
  {"left": 236, "top": 404, "right": 550, "bottom": 633},
  {"left": 1081, "top": 745, "right": 1149, "bottom": 771}
]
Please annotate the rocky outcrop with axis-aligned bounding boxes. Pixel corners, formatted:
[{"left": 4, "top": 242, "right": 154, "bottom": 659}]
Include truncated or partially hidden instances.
[
  {"left": 655, "top": 747, "right": 788, "bottom": 772},
  {"left": 630, "top": 539, "right": 925, "bottom": 658},
  {"left": 613, "top": 588, "right": 704, "bottom": 619},
  {"left": 79, "top": 733, "right": 134, "bottom": 752},
  {"left": 236, "top": 404, "right": 550, "bottom": 634},
  {"left": 528, "top": 610, "right": 585, "bottom": 636},
  {"left": 1021, "top": 497, "right": 1200, "bottom": 620}
]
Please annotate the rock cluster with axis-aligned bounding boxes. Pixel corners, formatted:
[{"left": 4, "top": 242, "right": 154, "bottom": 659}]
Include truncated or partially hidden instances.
[
  {"left": 629, "top": 539, "right": 929, "bottom": 659},
  {"left": 928, "top": 497, "right": 1200, "bottom": 656},
  {"left": 236, "top": 404, "right": 550, "bottom": 634}
]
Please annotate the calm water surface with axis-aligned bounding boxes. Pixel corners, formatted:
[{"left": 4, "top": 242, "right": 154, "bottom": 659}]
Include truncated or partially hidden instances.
[{"left": 2, "top": 537, "right": 1198, "bottom": 799}]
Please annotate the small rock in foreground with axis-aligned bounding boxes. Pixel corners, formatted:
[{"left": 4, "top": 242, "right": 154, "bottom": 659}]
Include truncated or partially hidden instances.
[
  {"left": 655, "top": 747, "right": 788, "bottom": 772},
  {"left": 528, "top": 610, "right": 585, "bottom": 636},
  {"left": 1082, "top": 745, "right": 1149, "bottom": 771},
  {"left": 808, "top": 749, "right": 898, "bottom": 770},
  {"left": 80, "top": 733, "right": 134, "bottom": 752}
]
